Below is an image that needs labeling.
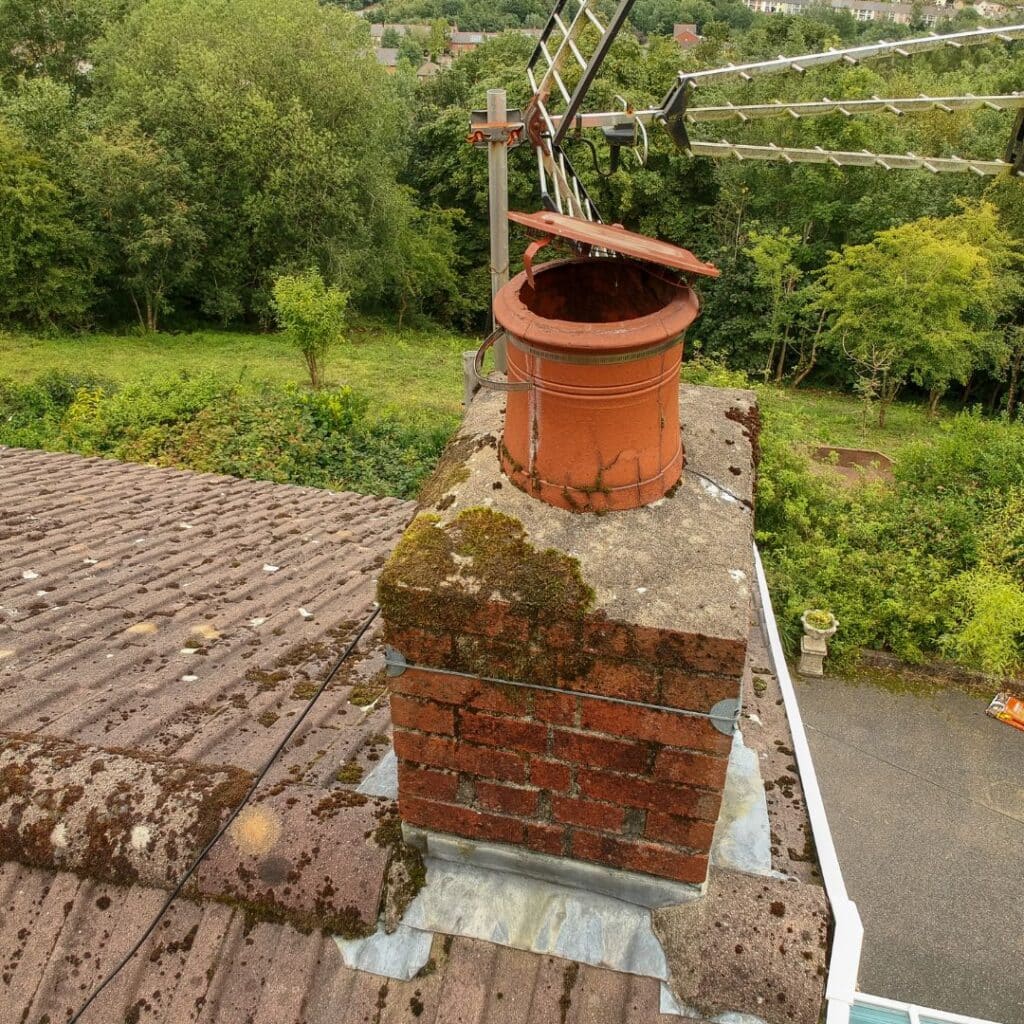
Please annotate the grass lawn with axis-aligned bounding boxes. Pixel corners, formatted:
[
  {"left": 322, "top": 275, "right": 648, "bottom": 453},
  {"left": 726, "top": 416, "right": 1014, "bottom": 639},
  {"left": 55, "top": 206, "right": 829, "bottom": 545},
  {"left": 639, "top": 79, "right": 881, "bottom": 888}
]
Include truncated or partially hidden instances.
[
  {"left": 2, "top": 326, "right": 945, "bottom": 458},
  {"left": 771, "top": 386, "right": 939, "bottom": 457},
  {"left": 0, "top": 319, "right": 470, "bottom": 419}
]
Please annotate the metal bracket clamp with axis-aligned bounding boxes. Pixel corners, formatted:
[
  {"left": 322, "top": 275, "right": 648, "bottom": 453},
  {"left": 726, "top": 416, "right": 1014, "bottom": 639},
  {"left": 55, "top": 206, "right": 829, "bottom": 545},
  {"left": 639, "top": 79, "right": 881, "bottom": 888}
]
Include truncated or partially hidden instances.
[
  {"left": 473, "top": 329, "right": 532, "bottom": 392},
  {"left": 709, "top": 698, "right": 740, "bottom": 735},
  {"left": 468, "top": 109, "right": 526, "bottom": 148},
  {"left": 384, "top": 647, "right": 407, "bottom": 677},
  {"left": 658, "top": 77, "right": 693, "bottom": 154}
]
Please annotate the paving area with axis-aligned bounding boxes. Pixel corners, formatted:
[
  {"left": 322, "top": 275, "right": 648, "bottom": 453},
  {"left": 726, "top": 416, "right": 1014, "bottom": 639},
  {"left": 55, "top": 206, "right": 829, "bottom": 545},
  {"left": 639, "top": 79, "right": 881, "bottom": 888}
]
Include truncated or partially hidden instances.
[{"left": 794, "top": 676, "right": 1024, "bottom": 1024}]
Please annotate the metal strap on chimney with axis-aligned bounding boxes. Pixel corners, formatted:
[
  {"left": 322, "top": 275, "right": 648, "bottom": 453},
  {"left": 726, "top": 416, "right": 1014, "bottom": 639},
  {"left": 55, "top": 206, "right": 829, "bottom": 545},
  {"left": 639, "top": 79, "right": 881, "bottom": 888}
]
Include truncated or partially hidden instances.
[{"left": 383, "top": 647, "right": 741, "bottom": 736}]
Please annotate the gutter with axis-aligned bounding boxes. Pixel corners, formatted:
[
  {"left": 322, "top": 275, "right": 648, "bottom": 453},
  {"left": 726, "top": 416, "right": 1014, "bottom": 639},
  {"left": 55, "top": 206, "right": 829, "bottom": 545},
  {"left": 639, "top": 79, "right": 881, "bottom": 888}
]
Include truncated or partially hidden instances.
[{"left": 752, "top": 544, "right": 865, "bottom": 1024}]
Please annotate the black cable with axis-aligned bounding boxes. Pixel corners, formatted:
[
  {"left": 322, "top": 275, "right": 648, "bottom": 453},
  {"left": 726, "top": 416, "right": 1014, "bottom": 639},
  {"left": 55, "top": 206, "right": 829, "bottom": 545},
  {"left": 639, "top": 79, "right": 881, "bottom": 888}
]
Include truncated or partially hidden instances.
[
  {"left": 68, "top": 604, "right": 382, "bottom": 1024},
  {"left": 683, "top": 465, "right": 750, "bottom": 508}
]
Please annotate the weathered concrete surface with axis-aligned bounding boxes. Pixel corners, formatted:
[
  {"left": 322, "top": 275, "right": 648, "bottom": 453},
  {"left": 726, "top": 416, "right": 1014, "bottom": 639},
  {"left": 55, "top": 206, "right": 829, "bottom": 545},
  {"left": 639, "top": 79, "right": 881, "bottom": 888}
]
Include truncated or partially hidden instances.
[
  {"left": 418, "top": 385, "right": 757, "bottom": 644},
  {"left": 0, "top": 733, "right": 251, "bottom": 888},
  {"left": 796, "top": 677, "right": 1024, "bottom": 1024},
  {"left": 652, "top": 868, "right": 829, "bottom": 1024},
  {"left": 196, "top": 787, "right": 398, "bottom": 937}
]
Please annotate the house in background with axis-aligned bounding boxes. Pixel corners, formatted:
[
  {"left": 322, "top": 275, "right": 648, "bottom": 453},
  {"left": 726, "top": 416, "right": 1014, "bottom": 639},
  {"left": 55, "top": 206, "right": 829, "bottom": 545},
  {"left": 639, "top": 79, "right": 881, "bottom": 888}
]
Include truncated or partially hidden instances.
[
  {"left": 673, "top": 22, "right": 702, "bottom": 48},
  {"left": 374, "top": 46, "right": 399, "bottom": 72}
]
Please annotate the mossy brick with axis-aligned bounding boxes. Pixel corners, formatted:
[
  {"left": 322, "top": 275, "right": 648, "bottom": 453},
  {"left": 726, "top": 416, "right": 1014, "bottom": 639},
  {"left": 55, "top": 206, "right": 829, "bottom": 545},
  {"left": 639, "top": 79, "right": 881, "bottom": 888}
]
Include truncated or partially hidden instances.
[
  {"left": 644, "top": 811, "right": 717, "bottom": 851},
  {"left": 529, "top": 758, "right": 572, "bottom": 792},
  {"left": 378, "top": 508, "right": 596, "bottom": 633},
  {"left": 552, "top": 796, "right": 626, "bottom": 833},
  {"left": 653, "top": 748, "right": 730, "bottom": 790},
  {"left": 475, "top": 780, "right": 540, "bottom": 817},
  {"left": 580, "top": 700, "right": 732, "bottom": 755},
  {"left": 459, "top": 710, "right": 548, "bottom": 755},
  {"left": 396, "top": 763, "right": 459, "bottom": 803},
  {"left": 660, "top": 669, "right": 741, "bottom": 712},
  {"left": 451, "top": 634, "right": 559, "bottom": 687},
  {"left": 384, "top": 624, "right": 454, "bottom": 666},
  {"left": 461, "top": 600, "right": 531, "bottom": 644},
  {"left": 399, "top": 795, "right": 525, "bottom": 846},
  {"left": 551, "top": 730, "right": 649, "bottom": 773},
  {"left": 632, "top": 626, "right": 746, "bottom": 678},
  {"left": 538, "top": 620, "right": 581, "bottom": 650},
  {"left": 391, "top": 668, "right": 526, "bottom": 717},
  {"left": 581, "top": 661, "right": 659, "bottom": 703},
  {"left": 570, "top": 830, "right": 710, "bottom": 885},
  {"left": 390, "top": 694, "right": 455, "bottom": 736},
  {"left": 581, "top": 618, "right": 639, "bottom": 660},
  {"left": 578, "top": 768, "right": 722, "bottom": 822}
]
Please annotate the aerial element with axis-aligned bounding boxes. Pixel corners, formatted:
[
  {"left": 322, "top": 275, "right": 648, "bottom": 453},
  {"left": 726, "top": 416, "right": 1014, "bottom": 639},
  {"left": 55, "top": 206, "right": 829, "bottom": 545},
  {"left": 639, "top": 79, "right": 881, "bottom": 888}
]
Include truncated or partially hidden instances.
[{"left": 519, "top": 4, "right": 1024, "bottom": 222}]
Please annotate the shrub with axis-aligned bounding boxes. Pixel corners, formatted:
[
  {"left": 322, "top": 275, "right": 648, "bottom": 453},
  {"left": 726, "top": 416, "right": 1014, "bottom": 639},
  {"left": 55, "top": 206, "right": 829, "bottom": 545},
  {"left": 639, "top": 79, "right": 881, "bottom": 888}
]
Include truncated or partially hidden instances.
[
  {"left": 0, "top": 371, "right": 455, "bottom": 498},
  {"left": 272, "top": 270, "right": 349, "bottom": 389}
]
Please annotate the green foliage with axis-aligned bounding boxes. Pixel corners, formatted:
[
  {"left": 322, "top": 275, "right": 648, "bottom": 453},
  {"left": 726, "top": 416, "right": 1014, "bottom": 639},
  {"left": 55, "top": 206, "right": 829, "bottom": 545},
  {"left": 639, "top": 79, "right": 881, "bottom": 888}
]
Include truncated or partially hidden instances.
[
  {"left": 818, "top": 203, "right": 1017, "bottom": 424},
  {"left": 0, "top": 121, "right": 95, "bottom": 328},
  {"left": 0, "top": 371, "right": 455, "bottom": 499},
  {"left": 272, "top": 270, "right": 350, "bottom": 388},
  {"left": 940, "top": 569, "right": 1024, "bottom": 678},
  {"left": 758, "top": 403, "right": 1024, "bottom": 676}
]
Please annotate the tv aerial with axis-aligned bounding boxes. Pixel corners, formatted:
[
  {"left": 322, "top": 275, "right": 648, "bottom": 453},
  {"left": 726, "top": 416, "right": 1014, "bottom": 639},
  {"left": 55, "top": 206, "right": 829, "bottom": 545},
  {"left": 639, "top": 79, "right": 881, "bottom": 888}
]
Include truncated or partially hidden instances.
[{"left": 512, "top": 3, "right": 1024, "bottom": 222}]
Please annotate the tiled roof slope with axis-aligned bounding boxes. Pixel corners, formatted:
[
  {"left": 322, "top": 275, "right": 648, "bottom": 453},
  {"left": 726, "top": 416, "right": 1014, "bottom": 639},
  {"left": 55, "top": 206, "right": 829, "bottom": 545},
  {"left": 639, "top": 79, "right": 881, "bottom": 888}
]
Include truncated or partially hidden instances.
[
  {"left": 0, "top": 448, "right": 678, "bottom": 1023},
  {"left": 1, "top": 861, "right": 666, "bottom": 1024},
  {"left": 0, "top": 447, "right": 411, "bottom": 775}
]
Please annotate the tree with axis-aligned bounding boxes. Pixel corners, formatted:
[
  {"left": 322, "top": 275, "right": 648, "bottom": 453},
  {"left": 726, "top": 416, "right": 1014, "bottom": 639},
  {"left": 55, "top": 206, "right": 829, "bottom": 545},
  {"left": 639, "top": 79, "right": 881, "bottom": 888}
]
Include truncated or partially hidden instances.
[
  {"left": 0, "top": 0, "right": 142, "bottom": 90},
  {"left": 743, "top": 226, "right": 804, "bottom": 382},
  {"left": 818, "top": 204, "right": 1015, "bottom": 427},
  {"left": 272, "top": 270, "right": 349, "bottom": 388},
  {"left": 76, "top": 126, "right": 202, "bottom": 331},
  {"left": 90, "top": 0, "right": 427, "bottom": 321},
  {"left": 0, "top": 121, "right": 95, "bottom": 327}
]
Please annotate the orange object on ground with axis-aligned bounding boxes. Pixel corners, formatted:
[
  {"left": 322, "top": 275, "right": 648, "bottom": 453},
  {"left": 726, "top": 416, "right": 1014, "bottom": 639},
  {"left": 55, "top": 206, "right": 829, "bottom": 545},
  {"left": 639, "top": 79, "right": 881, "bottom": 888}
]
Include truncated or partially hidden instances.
[
  {"left": 987, "top": 691, "right": 1024, "bottom": 733},
  {"left": 491, "top": 214, "right": 717, "bottom": 512}
]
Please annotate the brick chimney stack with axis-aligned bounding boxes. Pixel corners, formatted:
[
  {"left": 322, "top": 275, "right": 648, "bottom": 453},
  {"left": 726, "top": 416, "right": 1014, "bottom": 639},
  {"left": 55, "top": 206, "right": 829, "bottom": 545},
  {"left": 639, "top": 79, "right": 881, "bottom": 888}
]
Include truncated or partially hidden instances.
[{"left": 379, "top": 384, "right": 758, "bottom": 891}]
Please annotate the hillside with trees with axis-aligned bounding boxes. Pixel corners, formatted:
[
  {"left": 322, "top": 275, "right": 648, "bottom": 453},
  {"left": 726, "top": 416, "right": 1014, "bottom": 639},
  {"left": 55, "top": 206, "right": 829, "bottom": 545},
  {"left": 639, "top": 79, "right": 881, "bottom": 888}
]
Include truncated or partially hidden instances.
[{"left": 3, "top": 0, "right": 1024, "bottom": 677}]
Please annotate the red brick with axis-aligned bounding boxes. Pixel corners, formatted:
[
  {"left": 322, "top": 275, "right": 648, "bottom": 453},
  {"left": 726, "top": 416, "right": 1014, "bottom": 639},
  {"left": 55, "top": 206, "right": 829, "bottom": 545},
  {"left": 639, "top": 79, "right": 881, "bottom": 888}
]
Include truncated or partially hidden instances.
[
  {"left": 396, "top": 763, "right": 459, "bottom": 802},
  {"left": 582, "top": 619, "right": 637, "bottom": 659},
  {"left": 400, "top": 795, "right": 525, "bottom": 846},
  {"left": 552, "top": 796, "right": 625, "bottom": 832},
  {"left": 580, "top": 700, "right": 731, "bottom": 755},
  {"left": 460, "top": 711, "right": 548, "bottom": 755},
  {"left": 384, "top": 623, "right": 452, "bottom": 664},
  {"left": 652, "top": 748, "right": 729, "bottom": 790},
  {"left": 525, "top": 822, "right": 566, "bottom": 856},
  {"left": 533, "top": 690, "right": 578, "bottom": 726},
  {"left": 644, "top": 811, "right": 716, "bottom": 851},
  {"left": 583, "top": 661, "right": 658, "bottom": 703},
  {"left": 454, "top": 741, "right": 528, "bottom": 783},
  {"left": 632, "top": 626, "right": 745, "bottom": 677},
  {"left": 393, "top": 729, "right": 456, "bottom": 769},
  {"left": 578, "top": 769, "right": 721, "bottom": 821},
  {"left": 462, "top": 600, "right": 530, "bottom": 644},
  {"left": 660, "top": 669, "right": 739, "bottom": 712},
  {"left": 392, "top": 668, "right": 526, "bottom": 717},
  {"left": 529, "top": 758, "right": 571, "bottom": 792},
  {"left": 476, "top": 780, "right": 540, "bottom": 816},
  {"left": 390, "top": 693, "right": 455, "bottom": 736},
  {"left": 552, "top": 730, "right": 648, "bottom": 773},
  {"left": 538, "top": 621, "right": 580, "bottom": 650},
  {"left": 570, "top": 830, "right": 710, "bottom": 884}
]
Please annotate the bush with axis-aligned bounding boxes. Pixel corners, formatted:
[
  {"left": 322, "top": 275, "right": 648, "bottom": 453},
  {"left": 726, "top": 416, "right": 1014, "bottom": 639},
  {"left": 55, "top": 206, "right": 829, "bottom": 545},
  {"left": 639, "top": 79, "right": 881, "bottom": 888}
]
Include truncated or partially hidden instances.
[
  {"left": 272, "top": 269, "right": 349, "bottom": 388},
  {"left": 0, "top": 371, "right": 455, "bottom": 498}
]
